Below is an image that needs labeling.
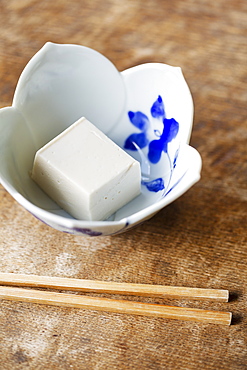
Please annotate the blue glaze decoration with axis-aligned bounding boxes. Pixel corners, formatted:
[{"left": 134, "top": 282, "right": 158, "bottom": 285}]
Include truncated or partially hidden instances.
[
  {"left": 148, "top": 118, "right": 179, "bottom": 163},
  {"left": 124, "top": 95, "right": 180, "bottom": 193},
  {"left": 173, "top": 148, "right": 179, "bottom": 169},
  {"left": 164, "top": 170, "right": 187, "bottom": 197},
  {"left": 151, "top": 95, "right": 165, "bottom": 118},
  {"left": 142, "top": 178, "right": 165, "bottom": 192},
  {"left": 124, "top": 132, "right": 149, "bottom": 151},
  {"left": 72, "top": 227, "right": 102, "bottom": 236},
  {"left": 128, "top": 111, "right": 150, "bottom": 131},
  {"left": 31, "top": 213, "right": 102, "bottom": 236}
]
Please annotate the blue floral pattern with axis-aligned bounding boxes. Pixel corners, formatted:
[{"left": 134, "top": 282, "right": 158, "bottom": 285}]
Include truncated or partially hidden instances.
[
  {"left": 71, "top": 227, "right": 102, "bottom": 236},
  {"left": 124, "top": 95, "right": 179, "bottom": 193}
]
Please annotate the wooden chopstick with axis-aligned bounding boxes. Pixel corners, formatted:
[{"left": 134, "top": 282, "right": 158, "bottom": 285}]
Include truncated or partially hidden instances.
[
  {"left": 0, "top": 273, "right": 231, "bottom": 325},
  {"left": 0, "top": 286, "right": 232, "bottom": 325},
  {"left": 0, "top": 273, "right": 229, "bottom": 301}
]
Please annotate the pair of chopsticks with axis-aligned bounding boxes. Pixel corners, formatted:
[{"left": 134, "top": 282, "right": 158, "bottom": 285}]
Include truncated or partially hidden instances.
[{"left": 0, "top": 273, "right": 231, "bottom": 325}]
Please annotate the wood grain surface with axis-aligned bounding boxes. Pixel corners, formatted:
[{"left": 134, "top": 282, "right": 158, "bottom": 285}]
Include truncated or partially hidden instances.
[{"left": 0, "top": 0, "right": 246, "bottom": 369}]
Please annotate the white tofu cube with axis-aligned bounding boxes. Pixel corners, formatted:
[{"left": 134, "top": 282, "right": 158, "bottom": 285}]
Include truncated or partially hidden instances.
[{"left": 31, "top": 117, "right": 141, "bottom": 221}]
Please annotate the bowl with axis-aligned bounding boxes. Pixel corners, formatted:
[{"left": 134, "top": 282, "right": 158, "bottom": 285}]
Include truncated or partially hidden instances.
[{"left": 0, "top": 42, "right": 202, "bottom": 236}]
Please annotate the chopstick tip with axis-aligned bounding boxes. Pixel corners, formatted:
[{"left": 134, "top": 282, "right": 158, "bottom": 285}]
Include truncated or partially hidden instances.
[{"left": 228, "top": 312, "right": 232, "bottom": 325}]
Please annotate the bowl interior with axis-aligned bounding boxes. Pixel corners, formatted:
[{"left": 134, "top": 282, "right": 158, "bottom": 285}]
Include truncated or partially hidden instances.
[{"left": 0, "top": 43, "right": 197, "bottom": 229}]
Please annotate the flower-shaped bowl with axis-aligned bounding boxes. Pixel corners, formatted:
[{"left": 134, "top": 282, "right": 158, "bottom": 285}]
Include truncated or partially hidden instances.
[{"left": 0, "top": 42, "right": 202, "bottom": 236}]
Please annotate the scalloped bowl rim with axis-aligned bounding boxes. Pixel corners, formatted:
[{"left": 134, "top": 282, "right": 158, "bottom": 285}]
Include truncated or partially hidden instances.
[{"left": 0, "top": 43, "right": 202, "bottom": 236}]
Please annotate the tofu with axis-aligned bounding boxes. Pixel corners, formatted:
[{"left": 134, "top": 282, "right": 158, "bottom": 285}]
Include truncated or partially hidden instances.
[{"left": 31, "top": 117, "right": 141, "bottom": 221}]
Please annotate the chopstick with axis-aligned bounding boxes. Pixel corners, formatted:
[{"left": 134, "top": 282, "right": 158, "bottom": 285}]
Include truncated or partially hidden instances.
[
  {"left": 0, "top": 273, "right": 231, "bottom": 325},
  {"left": 0, "top": 286, "right": 232, "bottom": 325},
  {"left": 0, "top": 273, "right": 229, "bottom": 301}
]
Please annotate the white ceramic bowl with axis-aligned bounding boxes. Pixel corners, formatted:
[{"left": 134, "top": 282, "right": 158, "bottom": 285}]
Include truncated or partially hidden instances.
[{"left": 0, "top": 42, "right": 202, "bottom": 236}]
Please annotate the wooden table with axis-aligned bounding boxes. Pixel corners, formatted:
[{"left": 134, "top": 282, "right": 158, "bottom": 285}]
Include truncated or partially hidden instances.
[{"left": 0, "top": 1, "right": 246, "bottom": 369}]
